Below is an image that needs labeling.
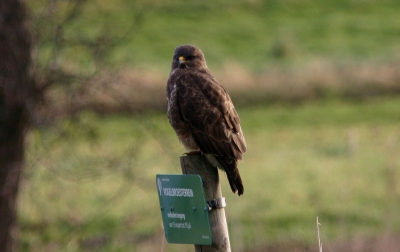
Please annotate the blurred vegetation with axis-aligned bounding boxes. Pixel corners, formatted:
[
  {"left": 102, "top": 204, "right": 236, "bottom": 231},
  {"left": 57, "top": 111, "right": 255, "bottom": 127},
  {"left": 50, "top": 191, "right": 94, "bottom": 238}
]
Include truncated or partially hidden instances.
[
  {"left": 30, "top": 0, "right": 400, "bottom": 70},
  {"left": 20, "top": 0, "right": 400, "bottom": 251},
  {"left": 22, "top": 98, "right": 400, "bottom": 251},
  {"left": 27, "top": 0, "right": 400, "bottom": 118},
  {"left": 31, "top": 0, "right": 400, "bottom": 68}
]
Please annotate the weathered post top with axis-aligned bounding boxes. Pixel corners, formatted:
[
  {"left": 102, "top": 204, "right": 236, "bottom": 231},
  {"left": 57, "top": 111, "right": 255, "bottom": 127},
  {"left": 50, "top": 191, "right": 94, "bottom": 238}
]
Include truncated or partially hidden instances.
[{"left": 180, "top": 154, "right": 231, "bottom": 252}]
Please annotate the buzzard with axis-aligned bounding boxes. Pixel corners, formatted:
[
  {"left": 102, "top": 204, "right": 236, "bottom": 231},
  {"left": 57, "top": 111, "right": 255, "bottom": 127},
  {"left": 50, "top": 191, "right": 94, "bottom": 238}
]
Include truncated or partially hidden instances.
[{"left": 166, "top": 44, "right": 247, "bottom": 195}]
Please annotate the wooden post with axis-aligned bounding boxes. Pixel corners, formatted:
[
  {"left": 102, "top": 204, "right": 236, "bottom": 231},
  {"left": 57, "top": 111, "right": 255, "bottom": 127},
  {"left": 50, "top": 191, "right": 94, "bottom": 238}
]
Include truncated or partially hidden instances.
[{"left": 180, "top": 154, "right": 231, "bottom": 252}]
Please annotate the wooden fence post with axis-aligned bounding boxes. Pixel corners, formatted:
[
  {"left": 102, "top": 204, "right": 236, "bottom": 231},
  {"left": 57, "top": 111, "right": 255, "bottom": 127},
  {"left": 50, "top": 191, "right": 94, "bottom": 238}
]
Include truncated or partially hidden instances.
[{"left": 180, "top": 154, "right": 231, "bottom": 252}]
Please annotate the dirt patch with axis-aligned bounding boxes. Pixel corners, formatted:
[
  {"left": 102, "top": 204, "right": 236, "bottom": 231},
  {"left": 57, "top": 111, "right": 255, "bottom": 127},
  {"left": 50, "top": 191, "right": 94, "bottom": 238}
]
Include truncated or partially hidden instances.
[{"left": 37, "top": 61, "right": 400, "bottom": 121}]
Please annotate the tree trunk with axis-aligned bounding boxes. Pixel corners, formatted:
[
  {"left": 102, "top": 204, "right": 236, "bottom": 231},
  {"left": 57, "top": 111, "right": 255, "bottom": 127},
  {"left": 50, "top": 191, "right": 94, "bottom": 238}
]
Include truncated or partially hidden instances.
[{"left": 0, "top": 0, "right": 33, "bottom": 251}]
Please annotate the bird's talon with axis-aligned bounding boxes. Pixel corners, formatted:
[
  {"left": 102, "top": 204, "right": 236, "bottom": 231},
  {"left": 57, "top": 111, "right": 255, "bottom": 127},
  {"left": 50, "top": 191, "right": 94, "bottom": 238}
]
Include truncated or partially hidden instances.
[{"left": 185, "top": 151, "right": 201, "bottom": 155}]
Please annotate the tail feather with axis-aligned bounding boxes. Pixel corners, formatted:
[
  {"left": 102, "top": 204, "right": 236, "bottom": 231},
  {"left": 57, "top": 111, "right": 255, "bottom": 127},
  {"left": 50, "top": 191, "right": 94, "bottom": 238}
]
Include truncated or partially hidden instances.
[{"left": 214, "top": 156, "right": 244, "bottom": 196}]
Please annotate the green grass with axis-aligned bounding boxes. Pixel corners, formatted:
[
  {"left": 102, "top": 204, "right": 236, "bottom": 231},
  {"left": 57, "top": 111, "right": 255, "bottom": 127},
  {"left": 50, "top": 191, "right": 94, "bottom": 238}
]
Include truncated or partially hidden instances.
[
  {"left": 28, "top": 0, "right": 400, "bottom": 73},
  {"left": 20, "top": 97, "right": 400, "bottom": 251},
  {"left": 21, "top": 0, "right": 400, "bottom": 250},
  {"left": 120, "top": 0, "right": 400, "bottom": 70}
]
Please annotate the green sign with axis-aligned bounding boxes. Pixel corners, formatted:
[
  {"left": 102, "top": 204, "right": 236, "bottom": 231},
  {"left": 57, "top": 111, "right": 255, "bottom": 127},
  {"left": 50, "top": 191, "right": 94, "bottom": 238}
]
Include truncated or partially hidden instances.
[{"left": 156, "top": 174, "right": 212, "bottom": 245}]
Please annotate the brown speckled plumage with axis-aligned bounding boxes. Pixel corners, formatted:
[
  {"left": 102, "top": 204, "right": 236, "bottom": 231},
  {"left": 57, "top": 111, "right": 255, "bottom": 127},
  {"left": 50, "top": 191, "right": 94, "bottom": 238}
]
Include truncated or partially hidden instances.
[{"left": 166, "top": 45, "right": 246, "bottom": 195}]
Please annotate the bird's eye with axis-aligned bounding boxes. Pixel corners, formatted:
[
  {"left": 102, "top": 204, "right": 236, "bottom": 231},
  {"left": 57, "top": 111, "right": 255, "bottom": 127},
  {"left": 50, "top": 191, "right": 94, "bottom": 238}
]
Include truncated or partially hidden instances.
[{"left": 187, "top": 55, "right": 195, "bottom": 60}]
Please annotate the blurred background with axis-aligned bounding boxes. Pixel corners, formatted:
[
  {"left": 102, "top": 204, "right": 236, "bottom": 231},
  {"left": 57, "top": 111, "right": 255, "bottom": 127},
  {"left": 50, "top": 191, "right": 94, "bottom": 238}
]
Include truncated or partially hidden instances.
[{"left": 15, "top": 0, "right": 400, "bottom": 251}]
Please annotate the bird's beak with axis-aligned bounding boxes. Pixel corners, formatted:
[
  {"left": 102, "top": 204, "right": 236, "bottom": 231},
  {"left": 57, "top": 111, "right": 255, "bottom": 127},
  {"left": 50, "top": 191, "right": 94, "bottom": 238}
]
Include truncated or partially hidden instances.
[{"left": 178, "top": 56, "right": 186, "bottom": 64}]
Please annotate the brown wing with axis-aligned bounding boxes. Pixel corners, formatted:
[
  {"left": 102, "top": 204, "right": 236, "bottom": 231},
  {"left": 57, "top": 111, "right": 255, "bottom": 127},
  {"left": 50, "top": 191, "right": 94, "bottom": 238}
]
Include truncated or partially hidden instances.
[
  {"left": 167, "top": 44, "right": 246, "bottom": 195},
  {"left": 174, "top": 70, "right": 246, "bottom": 160},
  {"left": 167, "top": 68, "right": 246, "bottom": 195}
]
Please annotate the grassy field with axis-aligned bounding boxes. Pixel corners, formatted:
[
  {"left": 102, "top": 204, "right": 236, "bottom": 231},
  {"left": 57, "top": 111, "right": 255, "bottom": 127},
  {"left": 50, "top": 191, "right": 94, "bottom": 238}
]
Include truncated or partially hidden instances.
[
  {"left": 27, "top": 0, "right": 400, "bottom": 119},
  {"left": 29, "top": 0, "right": 400, "bottom": 73},
  {"left": 20, "top": 96, "right": 400, "bottom": 251},
  {"left": 125, "top": 0, "right": 400, "bottom": 70},
  {"left": 21, "top": 0, "right": 400, "bottom": 251}
]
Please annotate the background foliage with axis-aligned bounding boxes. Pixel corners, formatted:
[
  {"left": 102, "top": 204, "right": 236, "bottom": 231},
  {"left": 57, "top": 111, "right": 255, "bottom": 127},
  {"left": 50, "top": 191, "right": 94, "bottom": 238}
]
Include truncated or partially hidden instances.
[{"left": 21, "top": 0, "right": 400, "bottom": 251}]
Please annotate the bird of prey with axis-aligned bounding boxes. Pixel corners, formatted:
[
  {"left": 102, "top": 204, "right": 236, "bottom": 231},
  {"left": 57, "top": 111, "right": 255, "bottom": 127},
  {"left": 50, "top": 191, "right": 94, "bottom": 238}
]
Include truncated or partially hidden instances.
[{"left": 166, "top": 44, "right": 247, "bottom": 195}]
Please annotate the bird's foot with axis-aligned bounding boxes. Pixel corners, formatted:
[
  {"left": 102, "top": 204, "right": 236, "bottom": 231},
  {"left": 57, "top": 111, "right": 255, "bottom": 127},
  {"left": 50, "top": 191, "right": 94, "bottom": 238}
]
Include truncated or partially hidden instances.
[{"left": 184, "top": 151, "right": 201, "bottom": 155}]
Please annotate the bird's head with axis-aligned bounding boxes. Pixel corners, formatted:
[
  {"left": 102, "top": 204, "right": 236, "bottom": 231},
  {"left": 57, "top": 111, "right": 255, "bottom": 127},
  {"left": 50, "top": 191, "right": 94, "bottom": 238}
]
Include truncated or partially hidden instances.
[{"left": 171, "top": 44, "right": 207, "bottom": 70}]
